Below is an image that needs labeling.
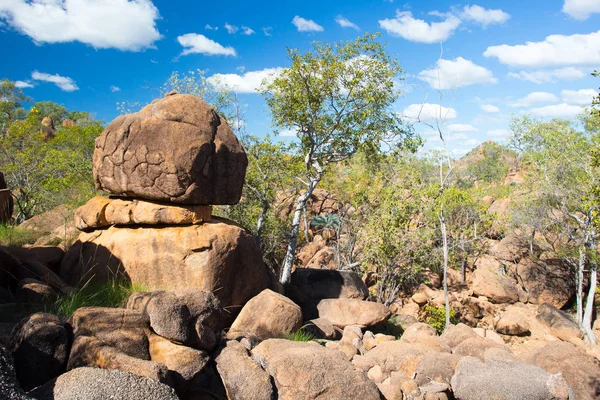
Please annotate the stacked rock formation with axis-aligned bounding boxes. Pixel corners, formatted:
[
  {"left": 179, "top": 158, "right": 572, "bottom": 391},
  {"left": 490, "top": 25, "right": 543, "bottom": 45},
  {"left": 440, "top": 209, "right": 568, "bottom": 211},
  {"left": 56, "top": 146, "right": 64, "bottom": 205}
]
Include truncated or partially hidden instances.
[
  {"left": 0, "top": 172, "right": 13, "bottom": 223},
  {"left": 60, "top": 93, "right": 272, "bottom": 316}
]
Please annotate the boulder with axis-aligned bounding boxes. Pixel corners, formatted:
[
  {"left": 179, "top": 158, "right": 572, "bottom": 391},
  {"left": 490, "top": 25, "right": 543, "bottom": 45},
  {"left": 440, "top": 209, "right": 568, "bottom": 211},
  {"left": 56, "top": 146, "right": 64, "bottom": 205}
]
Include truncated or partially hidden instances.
[
  {"left": 74, "top": 196, "right": 212, "bottom": 231},
  {"left": 452, "top": 336, "right": 510, "bottom": 361},
  {"left": 440, "top": 323, "right": 478, "bottom": 349},
  {"left": 536, "top": 303, "right": 581, "bottom": 341},
  {"left": 495, "top": 305, "right": 531, "bottom": 336},
  {"left": 10, "top": 313, "right": 70, "bottom": 391},
  {"left": 414, "top": 352, "right": 460, "bottom": 386},
  {"left": 252, "top": 339, "right": 380, "bottom": 400},
  {"left": 215, "top": 340, "right": 274, "bottom": 400},
  {"left": 0, "top": 172, "right": 13, "bottom": 224},
  {"left": 15, "top": 279, "right": 57, "bottom": 303},
  {"left": 303, "top": 318, "right": 337, "bottom": 340},
  {"left": 29, "top": 367, "right": 179, "bottom": 400},
  {"left": 228, "top": 289, "right": 302, "bottom": 340},
  {"left": 59, "top": 219, "right": 271, "bottom": 316},
  {"left": 315, "top": 299, "right": 390, "bottom": 328},
  {"left": 516, "top": 258, "right": 575, "bottom": 308},
  {"left": 526, "top": 341, "right": 600, "bottom": 400},
  {"left": 145, "top": 291, "right": 193, "bottom": 344},
  {"left": 0, "top": 345, "right": 30, "bottom": 400},
  {"left": 93, "top": 93, "right": 247, "bottom": 205},
  {"left": 288, "top": 268, "right": 368, "bottom": 306},
  {"left": 471, "top": 265, "right": 519, "bottom": 304},
  {"left": 451, "top": 357, "right": 570, "bottom": 400}
]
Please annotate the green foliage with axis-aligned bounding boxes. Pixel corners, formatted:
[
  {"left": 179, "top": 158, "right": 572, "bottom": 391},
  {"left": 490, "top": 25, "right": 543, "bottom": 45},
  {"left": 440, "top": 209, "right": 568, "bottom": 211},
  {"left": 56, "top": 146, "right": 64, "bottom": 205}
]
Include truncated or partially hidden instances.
[
  {"left": 466, "top": 142, "right": 509, "bottom": 183},
  {"left": 32, "top": 101, "right": 68, "bottom": 125},
  {"left": 311, "top": 213, "right": 341, "bottom": 230},
  {"left": 0, "top": 79, "right": 30, "bottom": 133},
  {"left": 0, "top": 224, "right": 39, "bottom": 246},
  {"left": 593, "top": 70, "right": 599, "bottom": 118},
  {"left": 424, "top": 305, "right": 457, "bottom": 334},
  {"left": 283, "top": 329, "right": 315, "bottom": 342}
]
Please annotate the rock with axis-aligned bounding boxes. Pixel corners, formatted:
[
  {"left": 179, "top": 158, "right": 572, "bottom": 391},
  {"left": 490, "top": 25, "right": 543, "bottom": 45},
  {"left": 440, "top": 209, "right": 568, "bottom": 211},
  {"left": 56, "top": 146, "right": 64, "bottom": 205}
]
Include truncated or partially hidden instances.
[
  {"left": 145, "top": 291, "right": 193, "bottom": 344},
  {"left": 315, "top": 299, "right": 391, "bottom": 328},
  {"left": 126, "top": 291, "right": 153, "bottom": 311},
  {"left": 451, "top": 357, "right": 570, "bottom": 400},
  {"left": 363, "top": 331, "right": 377, "bottom": 351},
  {"left": 488, "top": 234, "right": 528, "bottom": 262},
  {"left": 515, "top": 258, "right": 575, "bottom": 308},
  {"left": 0, "top": 171, "right": 13, "bottom": 224},
  {"left": 15, "top": 279, "right": 57, "bottom": 303},
  {"left": 62, "top": 119, "right": 76, "bottom": 127},
  {"left": 471, "top": 263, "right": 519, "bottom": 304},
  {"left": 495, "top": 305, "right": 531, "bottom": 336},
  {"left": 411, "top": 292, "right": 428, "bottom": 306},
  {"left": 215, "top": 340, "right": 274, "bottom": 400},
  {"left": 303, "top": 318, "right": 337, "bottom": 340},
  {"left": 67, "top": 335, "right": 171, "bottom": 385},
  {"left": 60, "top": 219, "right": 271, "bottom": 317},
  {"left": 10, "top": 313, "right": 70, "bottom": 391},
  {"left": 252, "top": 339, "right": 380, "bottom": 400},
  {"left": 228, "top": 289, "right": 302, "bottom": 340},
  {"left": 414, "top": 352, "right": 460, "bottom": 386},
  {"left": 400, "top": 322, "right": 437, "bottom": 344},
  {"left": 74, "top": 196, "right": 212, "bottom": 231},
  {"left": 70, "top": 307, "right": 149, "bottom": 359},
  {"left": 536, "top": 303, "right": 581, "bottom": 341},
  {"left": 396, "top": 302, "right": 420, "bottom": 319},
  {"left": 440, "top": 323, "right": 478, "bottom": 349},
  {"left": 29, "top": 367, "right": 179, "bottom": 400},
  {"left": 93, "top": 93, "right": 247, "bottom": 205},
  {"left": 147, "top": 332, "right": 210, "bottom": 395},
  {"left": 526, "top": 341, "right": 600, "bottom": 400},
  {"left": 0, "top": 345, "right": 30, "bottom": 400},
  {"left": 288, "top": 269, "right": 368, "bottom": 308},
  {"left": 452, "top": 336, "right": 510, "bottom": 361}
]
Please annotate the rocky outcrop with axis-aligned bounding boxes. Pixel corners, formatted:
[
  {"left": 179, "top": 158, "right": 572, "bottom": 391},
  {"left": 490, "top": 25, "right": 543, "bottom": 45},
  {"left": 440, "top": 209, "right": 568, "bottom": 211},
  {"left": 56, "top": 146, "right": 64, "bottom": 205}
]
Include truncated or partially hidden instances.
[
  {"left": 471, "top": 256, "right": 519, "bottom": 304},
  {"left": 515, "top": 258, "right": 575, "bottom": 308},
  {"left": 93, "top": 93, "right": 247, "bottom": 205},
  {"left": 536, "top": 303, "right": 581, "bottom": 342}
]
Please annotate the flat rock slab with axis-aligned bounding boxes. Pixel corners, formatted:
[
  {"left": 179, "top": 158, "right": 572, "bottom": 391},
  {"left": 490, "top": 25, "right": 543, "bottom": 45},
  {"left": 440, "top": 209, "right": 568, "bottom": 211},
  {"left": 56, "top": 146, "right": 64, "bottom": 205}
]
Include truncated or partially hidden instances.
[{"left": 315, "top": 298, "right": 391, "bottom": 328}]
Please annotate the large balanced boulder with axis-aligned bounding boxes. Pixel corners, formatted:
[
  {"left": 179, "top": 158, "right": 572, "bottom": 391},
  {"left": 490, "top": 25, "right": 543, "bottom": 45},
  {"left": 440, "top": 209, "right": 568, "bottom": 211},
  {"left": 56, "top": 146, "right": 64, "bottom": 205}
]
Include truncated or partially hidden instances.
[
  {"left": 93, "top": 93, "right": 247, "bottom": 205},
  {"left": 471, "top": 256, "right": 519, "bottom": 304},
  {"left": 315, "top": 299, "right": 391, "bottom": 328},
  {"left": 60, "top": 218, "right": 272, "bottom": 313},
  {"left": 29, "top": 367, "right": 180, "bottom": 400},
  {"left": 288, "top": 268, "right": 368, "bottom": 306},
  {"left": 252, "top": 339, "right": 381, "bottom": 400},
  {"left": 228, "top": 289, "right": 303, "bottom": 340},
  {"left": 10, "top": 313, "right": 70, "bottom": 391},
  {"left": 0, "top": 171, "right": 13, "bottom": 223}
]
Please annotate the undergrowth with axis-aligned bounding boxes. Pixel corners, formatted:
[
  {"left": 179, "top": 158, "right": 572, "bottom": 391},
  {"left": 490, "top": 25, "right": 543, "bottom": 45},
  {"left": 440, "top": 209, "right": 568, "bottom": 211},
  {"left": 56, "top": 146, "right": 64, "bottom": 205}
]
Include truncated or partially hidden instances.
[
  {"left": 423, "top": 305, "right": 458, "bottom": 334},
  {"left": 0, "top": 224, "right": 39, "bottom": 247},
  {"left": 284, "top": 329, "right": 315, "bottom": 342}
]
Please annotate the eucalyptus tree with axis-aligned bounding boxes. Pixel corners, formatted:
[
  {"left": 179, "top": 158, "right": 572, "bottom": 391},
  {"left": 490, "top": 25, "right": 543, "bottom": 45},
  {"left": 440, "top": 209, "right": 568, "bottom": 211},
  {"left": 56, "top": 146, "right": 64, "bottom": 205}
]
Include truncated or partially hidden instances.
[{"left": 261, "top": 33, "right": 419, "bottom": 285}]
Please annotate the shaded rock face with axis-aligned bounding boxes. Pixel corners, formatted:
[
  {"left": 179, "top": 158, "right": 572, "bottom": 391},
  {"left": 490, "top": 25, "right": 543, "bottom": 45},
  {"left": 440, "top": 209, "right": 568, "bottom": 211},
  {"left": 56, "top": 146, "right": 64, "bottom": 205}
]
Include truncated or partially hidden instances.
[
  {"left": 0, "top": 171, "right": 14, "bottom": 223},
  {"left": 10, "top": 313, "right": 70, "bottom": 391},
  {"left": 29, "top": 367, "right": 180, "bottom": 400},
  {"left": 93, "top": 93, "right": 247, "bottom": 205},
  {"left": 515, "top": 258, "right": 575, "bottom": 308},
  {"left": 471, "top": 266, "right": 519, "bottom": 304},
  {"left": 288, "top": 269, "right": 368, "bottom": 307},
  {"left": 0, "top": 345, "right": 30, "bottom": 400},
  {"left": 536, "top": 303, "right": 581, "bottom": 341},
  {"left": 59, "top": 218, "right": 271, "bottom": 315}
]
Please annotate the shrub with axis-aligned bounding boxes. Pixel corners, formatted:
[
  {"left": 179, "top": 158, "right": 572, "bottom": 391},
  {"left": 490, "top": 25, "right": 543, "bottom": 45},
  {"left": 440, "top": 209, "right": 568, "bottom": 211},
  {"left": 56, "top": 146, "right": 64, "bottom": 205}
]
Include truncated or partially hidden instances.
[
  {"left": 0, "top": 224, "right": 39, "bottom": 246},
  {"left": 423, "top": 305, "right": 458, "bottom": 334}
]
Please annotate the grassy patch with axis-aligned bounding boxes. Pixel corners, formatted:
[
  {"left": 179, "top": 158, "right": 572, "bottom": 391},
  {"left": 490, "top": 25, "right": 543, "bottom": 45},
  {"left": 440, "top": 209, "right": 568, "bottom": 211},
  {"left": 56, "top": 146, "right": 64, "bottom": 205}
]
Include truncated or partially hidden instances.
[
  {"left": 423, "top": 305, "right": 458, "bottom": 335},
  {"left": 284, "top": 329, "right": 315, "bottom": 342},
  {"left": 0, "top": 224, "right": 39, "bottom": 247}
]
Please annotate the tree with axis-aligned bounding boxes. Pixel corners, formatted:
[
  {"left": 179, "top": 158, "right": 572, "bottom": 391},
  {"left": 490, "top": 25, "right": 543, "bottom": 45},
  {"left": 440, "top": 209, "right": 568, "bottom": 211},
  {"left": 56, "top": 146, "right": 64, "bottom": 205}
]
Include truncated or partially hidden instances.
[
  {"left": 32, "top": 101, "right": 69, "bottom": 125},
  {"left": 261, "top": 33, "right": 419, "bottom": 285},
  {"left": 0, "top": 79, "right": 30, "bottom": 135}
]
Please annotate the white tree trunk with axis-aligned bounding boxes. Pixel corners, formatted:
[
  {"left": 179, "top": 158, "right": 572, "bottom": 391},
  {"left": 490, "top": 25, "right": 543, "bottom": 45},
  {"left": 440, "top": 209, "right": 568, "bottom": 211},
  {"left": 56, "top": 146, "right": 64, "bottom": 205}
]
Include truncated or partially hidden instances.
[
  {"left": 582, "top": 258, "right": 597, "bottom": 345},
  {"left": 576, "top": 245, "right": 585, "bottom": 325},
  {"left": 255, "top": 200, "right": 269, "bottom": 247},
  {"left": 441, "top": 212, "right": 451, "bottom": 331}
]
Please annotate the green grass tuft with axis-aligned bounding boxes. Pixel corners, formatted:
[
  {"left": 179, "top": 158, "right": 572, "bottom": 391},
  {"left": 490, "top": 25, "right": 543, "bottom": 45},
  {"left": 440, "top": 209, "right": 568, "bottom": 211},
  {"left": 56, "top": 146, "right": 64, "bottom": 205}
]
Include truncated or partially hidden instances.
[
  {"left": 284, "top": 329, "right": 315, "bottom": 342},
  {"left": 0, "top": 224, "right": 39, "bottom": 247}
]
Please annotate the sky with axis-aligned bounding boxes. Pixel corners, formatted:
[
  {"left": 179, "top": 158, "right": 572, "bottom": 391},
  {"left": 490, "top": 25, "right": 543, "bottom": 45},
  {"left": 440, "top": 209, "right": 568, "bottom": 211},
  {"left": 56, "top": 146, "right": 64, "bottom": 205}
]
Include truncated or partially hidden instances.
[{"left": 1, "top": 0, "right": 599, "bottom": 156}]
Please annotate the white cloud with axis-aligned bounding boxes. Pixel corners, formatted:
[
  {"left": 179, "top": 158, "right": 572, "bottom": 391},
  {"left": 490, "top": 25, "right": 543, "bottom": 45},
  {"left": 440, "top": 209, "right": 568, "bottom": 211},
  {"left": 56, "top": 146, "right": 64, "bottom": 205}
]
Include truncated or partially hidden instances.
[
  {"left": 461, "top": 5, "right": 510, "bottom": 27},
  {"left": 31, "top": 71, "right": 78, "bottom": 92},
  {"left": 448, "top": 124, "right": 478, "bottom": 133},
  {"left": 205, "top": 24, "right": 218, "bottom": 30},
  {"left": 507, "top": 67, "right": 586, "bottom": 84},
  {"left": 224, "top": 23, "right": 238, "bottom": 34},
  {"left": 561, "top": 89, "right": 597, "bottom": 105},
  {"left": 110, "top": 85, "right": 121, "bottom": 92},
  {"left": 335, "top": 15, "right": 359, "bottom": 30},
  {"left": 177, "top": 34, "right": 236, "bottom": 57},
  {"left": 292, "top": 16, "right": 323, "bottom": 32},
  {"left": 207, "top": 67, "right": 283, "bottom": 94},
  {"left": 529, "top": 103, "right": 584, "bottom": 118},
  {"left": 418, "top": 57, "right": 497, "bottom": 89},
  {"left": 241, "top": 26, "right": 254, "bottom": 35},
  {"left": 379, "top": 11, "right": 461, "bottom": 43},
  {"left": 481, "top": 104, "right": 500, "bottom": 113},
  {"left": 402, "top": 103, "right": 458, "bottom": 121},
  {"left": 484, "top": 30, "right": 600, "bottom": 67},
  {"left": 279, "top": 128, "right": 298, "bottom": 137},
  {"left": 488, "top": 129, "right": 510, "bottom": 138},
  {"left": 508, "top": 92, "right": 558, "bottom": 108},
  {"left": 458, "top": 138, "right": 481, "bottom": 147},
  {"left": 262, "top": 27, "right": 273, "bottom": 36},
  {"left": 563, "top": 0, "right": 600, "bottom": 20},
  {"left": 0, "top": 0, "right": 161, "bottom": 51},
  {"left": 14, "top": 80, "right": 34, "bottom": 88}
]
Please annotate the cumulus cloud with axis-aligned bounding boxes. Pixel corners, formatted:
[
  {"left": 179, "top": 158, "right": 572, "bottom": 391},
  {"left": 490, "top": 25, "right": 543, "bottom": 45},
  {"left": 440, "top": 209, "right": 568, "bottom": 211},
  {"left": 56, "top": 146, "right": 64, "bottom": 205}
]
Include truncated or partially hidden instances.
[
  {"left": 507, "top": 67, "right": 586, "bottom": 84},
  {"left": 379, "top": 11, "right": 461, "bottom": 43},
  {"left": 529, "top": 103, "right": 584, "bottom": 118},
  {"left": 335, "top": 15, "right": 359, "bottom": 30},
  {"left": 561, "top": 89, "right": 597, "bottom": 105},
  {"left": 481, "top": 104, "right": 500, "bottom": 113},
  {"left": 448, "top": 124, "right": 478, "bottom": 133},
  {"left": 241, "top": 26, "right": 255, "bottom": 35},
  {"left": 402, "top": 103, "right": 458, "bottom": 121},
  {"left": 224, "top": 23, "right": 238, "bottom": 34},
  {"left": 110, "top": 85, "right": 121, "bottom": 92},
  {"left": 292, "top": 16, "right": 323, "bottom": 32},
  {"left": 418, "top": 57, "right": 497, "bottom": 89},
  {"left": 207, "top": 68, "right": 283, "bottom": 94},
  {"left": 177, "top": 34, "right": 236, "bottom": 57},
  {"left": 484, "top": 30, "right": 600, "bottom": 67},
  {"left": 31, "top": 71, "right": 78, "bottom": 92},
  {"left": 563, "top": 0, "right": 600, "bottom": 20},
  {"left": 461, "top": 5, "right": 510, "bottom": 27},
  {"left": 205, "top": 24, "right": 218, "bottom": 30},
  {"left": 508, "top": 92, "right": 558, "bottom": 108},
  {"left": 15, "top": 80, "right": 34, "bottom": 88},
  {"left": 0, "top": 0, "right": 161, "bottom": 51}
]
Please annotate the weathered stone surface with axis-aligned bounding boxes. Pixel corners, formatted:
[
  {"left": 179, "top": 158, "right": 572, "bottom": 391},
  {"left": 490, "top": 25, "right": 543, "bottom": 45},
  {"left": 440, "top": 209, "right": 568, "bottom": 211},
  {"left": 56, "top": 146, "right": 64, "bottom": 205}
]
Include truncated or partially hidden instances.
[
  {"left": 75, "top": 196, "right": 212, "bottom": 231},
  {"left": 15, "top": 279, "right": 57, "bottom": 303},
  {"left": 414, "top": 352, "right": 460, "bottom": 386},
  {"left": 516, "top": 258, "right": 575, "bottom": 308},
  {"left": 0, "top": 172, "right": 13, "bottom": 224},
  {"left": 495, "top": 305, "right": 531, "bottom": 336},
  {"left": 252, "top": 339, "right": 380, "bottom": 400},
  {"left": 451, "top": 357, "right": 570, "bottom": 400},
  {"left": 215, "top": 340, "right": 274, "bottom": 400},
  {"left": 440, "top": 323, "right": 478, "bottom": 349},
  {"left": 59, "top": 219, "right": 271, "bottom": 316},
  {"left": 10, "top": 313, "right": 70, "bottom": 391},
  {"left": 0, "top": 345, "right": 31, "bottom": 400},
  {"left": 288, "top": 268, "right": 368, "bottom": 306},
  {"left": 536, "top": 303, "right": 581, "bottom": 341},
  {"left": 93, "top": 93, "right": 247, "bottom": 205},
  {"left": 67, "top": 335, "right": 171, "bottom": 385},
  {"left": 354, "top": 341, "right": 436, "bottom": 381},
  {"left": 69, "top": 307, "right": 149, "bottom": 359},
  {"left": 471, "top": 259, "right": 519, "bottom": 304},
  {"left": 145, "top": 291, "right": 192, "bottom": 344},
  {"left": 526, "top": 341, "right": 600, "bottom": 400},
  {"left": 304, "top": 318, "right": 337, "bottom": 340},
  {"left": 452, "top": 336, "right": 510, "bottom": 361},
  {"left": 228, "top": 289, "right": 302, "bottom": 340},
  {"left": 29, "top": 367, "right": 179, "bottom": 400},
  {"left": 315, "top": 299, "right": 390, "bottom": 328}
]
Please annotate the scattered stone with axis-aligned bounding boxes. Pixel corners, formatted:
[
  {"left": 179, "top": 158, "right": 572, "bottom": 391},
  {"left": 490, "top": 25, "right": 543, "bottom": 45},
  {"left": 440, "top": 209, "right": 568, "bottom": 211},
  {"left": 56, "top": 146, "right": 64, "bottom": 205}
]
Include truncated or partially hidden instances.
[
  {"left": 315, "top": 299, "right": 391, "bottom": 328},
  {"left": 411, "top": 292, "right": 428, "bottom": 306},
  {"left": 440, "top": 323, "right": 478, "bottom": 349},
  {"left": 495, "top": 306, "right": 530, "bottom": 336},
  {"left": 303, "top": 318, "right": 337, "bottom": 340},
  {"left": 414, "top": 352, "right": 460, "bottom": 386},
  {"left": 363, "top": 331, "right": 378, "bottom": 351},
  {"left": 536, "top": 303, "right": 581, "bottom": 342}
]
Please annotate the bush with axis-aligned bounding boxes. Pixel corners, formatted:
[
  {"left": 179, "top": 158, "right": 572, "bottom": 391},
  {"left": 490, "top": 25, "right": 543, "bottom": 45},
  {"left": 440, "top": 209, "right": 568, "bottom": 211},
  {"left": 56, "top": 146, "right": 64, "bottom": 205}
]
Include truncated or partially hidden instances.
[
  {"left": 0, "top": 224, "right": 39, "bottom": 246},
  {"left": 423, "top": 305, "right": 458, "bottom": 334}
]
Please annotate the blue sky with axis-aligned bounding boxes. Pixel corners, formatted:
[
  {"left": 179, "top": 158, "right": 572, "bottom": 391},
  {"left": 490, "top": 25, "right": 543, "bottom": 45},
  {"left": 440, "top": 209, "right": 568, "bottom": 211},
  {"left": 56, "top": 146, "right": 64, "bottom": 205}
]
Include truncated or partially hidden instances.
[{"left": 1, "top": 0, "right": 599, "bottom": 156}]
